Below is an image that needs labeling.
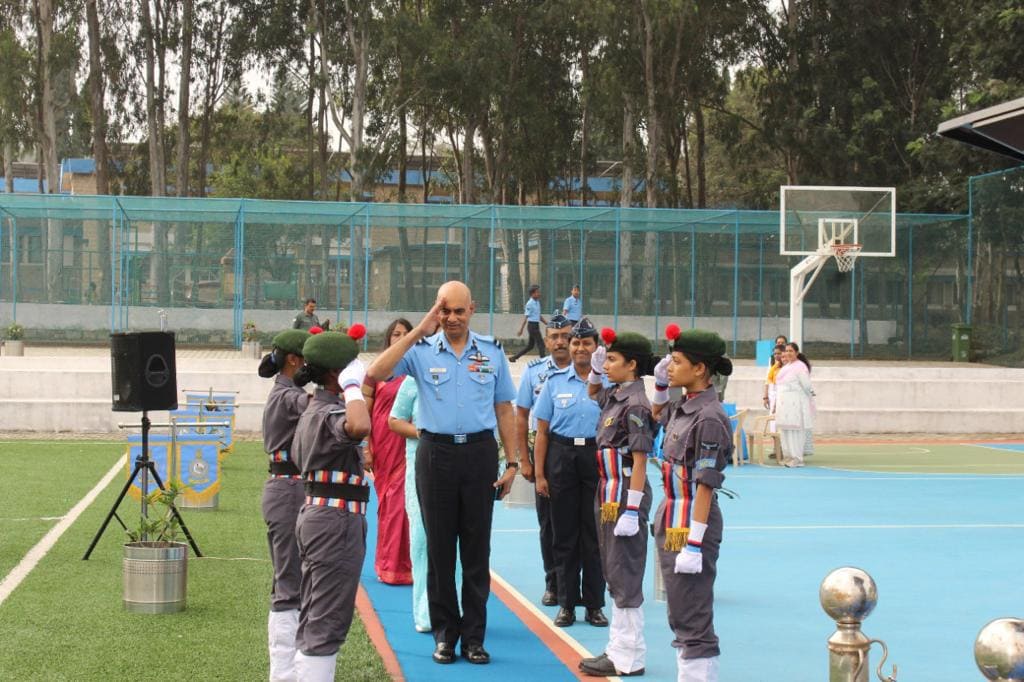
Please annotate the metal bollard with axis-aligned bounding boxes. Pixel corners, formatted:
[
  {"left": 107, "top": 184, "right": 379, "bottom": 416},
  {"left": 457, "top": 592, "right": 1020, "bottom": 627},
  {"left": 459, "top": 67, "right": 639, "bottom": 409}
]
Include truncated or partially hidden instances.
[
  {"left": 974, "top": 618, "right": 1024, "bottom": 681},
  {"left": 820, "top": 567, "right": 897, "bottom": 682}
]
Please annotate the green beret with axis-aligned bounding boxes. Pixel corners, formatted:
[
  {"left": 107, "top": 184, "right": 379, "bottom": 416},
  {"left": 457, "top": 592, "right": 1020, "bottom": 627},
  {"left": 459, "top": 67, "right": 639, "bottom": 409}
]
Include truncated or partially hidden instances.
[
  {"left": 301, "top": 331, "right": 359, "bottom": 370},
  {"left": 670, "top": 328, "right": 726, "bottom": 358},
  {"left": 272, "top": 329, "right": 310, "bottom": 356},
  {"left": 608, "top": 331, "right": 653, "bottom": 359}
]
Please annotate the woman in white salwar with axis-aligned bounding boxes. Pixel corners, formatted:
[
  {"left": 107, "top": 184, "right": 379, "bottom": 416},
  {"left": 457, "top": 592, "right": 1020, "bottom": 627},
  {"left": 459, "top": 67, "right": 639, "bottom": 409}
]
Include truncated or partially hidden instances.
[{"left": 774, "top": 343, "right": 814, "bottom": 467}]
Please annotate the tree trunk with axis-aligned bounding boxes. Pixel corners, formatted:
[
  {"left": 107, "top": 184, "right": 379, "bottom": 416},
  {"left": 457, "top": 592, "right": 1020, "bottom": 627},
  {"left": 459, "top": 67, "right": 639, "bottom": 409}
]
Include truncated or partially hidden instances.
[
  {"left": 176, "top": 0, "right": 192, "bottom": 198},
  {"left": 36, "top": 0, "right": 62, "bottom": 302},
  {"left": 2, "top": 142, "right": 12, "bottom": 193},
  {"left": 619, "top": 99, "right": 635, "bottom": 303},
  {"left": 695, "top": 103, "right": 706, "bottom": 208},
  {"left": 86, "top": 0, "right": 111, "bottom": 301}
]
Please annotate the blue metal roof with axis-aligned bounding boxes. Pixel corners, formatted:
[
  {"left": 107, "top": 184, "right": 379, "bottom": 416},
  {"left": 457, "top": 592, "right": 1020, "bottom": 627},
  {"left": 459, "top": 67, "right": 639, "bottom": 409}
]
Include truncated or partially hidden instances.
[{"left": 0, "top": 178, "right": 50, "bottom": 193}]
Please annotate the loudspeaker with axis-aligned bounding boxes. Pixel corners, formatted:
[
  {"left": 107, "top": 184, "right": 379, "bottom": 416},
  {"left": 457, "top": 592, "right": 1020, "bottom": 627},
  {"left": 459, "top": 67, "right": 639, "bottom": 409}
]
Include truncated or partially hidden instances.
[{"left": 111, "top": 332, "right": 178, "bottom": 412}]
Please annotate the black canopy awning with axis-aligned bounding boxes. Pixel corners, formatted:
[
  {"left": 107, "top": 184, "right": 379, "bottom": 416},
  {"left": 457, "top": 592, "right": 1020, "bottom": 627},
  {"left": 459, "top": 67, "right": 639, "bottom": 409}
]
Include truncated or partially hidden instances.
[{"left": 937, "top": 97, "right": 1024, "bottom": 162}]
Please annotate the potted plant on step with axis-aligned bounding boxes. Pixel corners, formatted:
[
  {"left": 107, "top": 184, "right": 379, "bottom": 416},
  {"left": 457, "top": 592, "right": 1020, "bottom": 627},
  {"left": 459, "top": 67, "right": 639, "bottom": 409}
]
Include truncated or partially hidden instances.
[
  {"left": 3, "top": 323, "right": 25, "bottom": 356},
  {"left": 241, "top": 320, "right": 261, "bottom": 359},
  {"left": 123, "top": 482, "right": 188, "bottom": 614}
]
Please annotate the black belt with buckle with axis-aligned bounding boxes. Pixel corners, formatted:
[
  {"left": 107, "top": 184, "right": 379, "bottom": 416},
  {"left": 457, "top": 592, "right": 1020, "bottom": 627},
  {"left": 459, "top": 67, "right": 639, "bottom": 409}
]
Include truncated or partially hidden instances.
[
  {"left": 269, "top": 460, "right": 300, "bottom": 476},
  {"left": 304, "top": 481, "right": 370, "bottom": 502},
  {"left": 420, "top": 430, "right": 493, "bottom": 445},
  {"left": 550, "top": 433, "right": 596, "bottom": 448}
]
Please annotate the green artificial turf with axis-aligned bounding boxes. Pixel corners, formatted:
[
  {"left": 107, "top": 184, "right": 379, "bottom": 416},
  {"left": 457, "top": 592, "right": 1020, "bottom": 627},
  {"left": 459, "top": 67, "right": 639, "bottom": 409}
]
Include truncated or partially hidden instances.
[
  {"left": 0, "top": 440, "right": 389, "bottom": 681},
  {"left": 806, "top": 442, "right": 1024, "bottom": 474}
]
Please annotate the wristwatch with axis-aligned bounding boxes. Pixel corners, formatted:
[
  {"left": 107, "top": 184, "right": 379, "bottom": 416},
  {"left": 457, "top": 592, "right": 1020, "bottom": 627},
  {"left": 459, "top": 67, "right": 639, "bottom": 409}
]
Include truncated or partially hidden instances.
[{"left": 506, "top": 461, "right": 520, "bottom": 469}]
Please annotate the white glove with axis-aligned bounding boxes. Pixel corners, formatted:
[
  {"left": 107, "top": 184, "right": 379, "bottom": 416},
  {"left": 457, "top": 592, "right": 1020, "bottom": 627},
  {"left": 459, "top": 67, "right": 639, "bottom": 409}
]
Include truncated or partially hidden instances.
[
  {"left": 613, "top": 489, "right": 643, "bottom": 537},
  {"left": 654, "top": 354, "right": 671, "bottom": 388},
  {"left": 674, "top": 548, "right": 703, "bottom": 574},
  {"left": 613, "top": 511, "right": 639, "bottom": 537},
  {"left": 588, "top": 346, "right": 607, "bottom": 384},
  {"left": 339, "top": 358, "right": 366, "bottom": 403},
  {"left": 674, "top": 519, "right": 707, "bottom": 574}
]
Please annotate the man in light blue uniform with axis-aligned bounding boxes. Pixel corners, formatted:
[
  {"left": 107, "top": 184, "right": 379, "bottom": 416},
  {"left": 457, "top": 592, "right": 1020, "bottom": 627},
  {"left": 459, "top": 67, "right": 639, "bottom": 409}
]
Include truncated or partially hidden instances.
[
  {"left": 515, "top": 315, "right": 574, "bottom": 607},
  {"left": 512, "top": 284, "right": 547, "bottom": 361},
  {"left": 562, "top": 284, "right": 582, "bottom": 324},
  {"left": 533, "top": 318, "right": 607, "bottom": 628},
  {"left": 367, "top": 281, "right": 520, "bottom": 667}
]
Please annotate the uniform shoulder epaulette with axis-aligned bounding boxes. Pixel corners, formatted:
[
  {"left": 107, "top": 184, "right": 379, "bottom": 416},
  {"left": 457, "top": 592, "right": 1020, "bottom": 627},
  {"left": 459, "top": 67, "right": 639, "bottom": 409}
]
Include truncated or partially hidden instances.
[
  {"left": 415, "top": 337, "right": 431, "bottom": 346},
  {"left": 527, "top": 357, "right": 546, "bottom": 368},
  {"left": 328, "top": 408, "right": 347, "bottom": 415},
  {"left": 473, "top": 333, "right": 502, "bottom": 348},
  {"left": 549, "top": 364, "right": 571, "bottom": 375}
]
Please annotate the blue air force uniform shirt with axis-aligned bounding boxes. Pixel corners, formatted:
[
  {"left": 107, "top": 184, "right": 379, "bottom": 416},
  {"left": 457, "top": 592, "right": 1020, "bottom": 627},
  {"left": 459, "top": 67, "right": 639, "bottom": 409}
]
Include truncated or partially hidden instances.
[
  {"left": 515, "top": 357, "right": 561, "bottom": 431},
  {"left": 524, "top": 297, "right": 541, "bottom": 322},
  {"left": 562, "top": 295, "right": 582, "bottom": 321},
  {"left": 393, "top": 330, "right": 515, "bottom": 434},
  {"left": 534, "top": 365, "right": 602, "bottom": 439}
]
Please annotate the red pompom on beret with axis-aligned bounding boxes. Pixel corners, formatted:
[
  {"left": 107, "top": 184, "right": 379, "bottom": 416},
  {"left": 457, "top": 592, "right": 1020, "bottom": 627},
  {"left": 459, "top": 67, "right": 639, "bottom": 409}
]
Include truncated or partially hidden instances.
[
  {"left": 347, "top": 323, "right": 367, "bottom": 341},
  {"left": 665, "top": 323, "right": 681, "bottom": 341},
  {"left": 309, "top": 326, "right": 324, "bottom": 335},
  {"left": 600, "top": 327, "right": 617, "bottom": 345}
]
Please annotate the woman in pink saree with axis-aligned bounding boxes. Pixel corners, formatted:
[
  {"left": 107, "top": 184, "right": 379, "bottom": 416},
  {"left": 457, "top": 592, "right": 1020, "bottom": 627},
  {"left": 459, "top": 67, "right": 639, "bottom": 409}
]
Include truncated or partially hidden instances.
[{"left": 363, "top": 318, "right": 414, "bottom": 584}]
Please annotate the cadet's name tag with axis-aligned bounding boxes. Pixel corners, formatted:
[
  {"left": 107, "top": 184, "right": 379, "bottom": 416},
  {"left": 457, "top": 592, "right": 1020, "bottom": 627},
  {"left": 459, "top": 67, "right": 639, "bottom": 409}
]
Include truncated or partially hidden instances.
[
  {"left": 556, "top": 393, "right": 573, "bottom": 399},
  {"left": 428, "top": 367, "right": 447, "bottom": 374}
]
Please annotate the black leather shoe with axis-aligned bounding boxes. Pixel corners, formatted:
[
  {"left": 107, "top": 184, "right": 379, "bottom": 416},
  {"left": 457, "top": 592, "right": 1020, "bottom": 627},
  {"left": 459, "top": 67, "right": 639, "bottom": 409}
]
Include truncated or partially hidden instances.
[
  {"left": 553, "top": 607, "right": 576, "bottom": 627},
  {"left": 585, "top": 608, "right": 609, "bottom": 627},
  {"left": 541, "top": 590, "right": 557, "bottom": 606},
  {"left": 461, "top": 644, "right": 490, "bottom": 664},
  {"left": 580, "top": 653, "right": 644, "bottom": 677},
  {"left": 432, "top": 642, "right": 455, "bottom": 664}
]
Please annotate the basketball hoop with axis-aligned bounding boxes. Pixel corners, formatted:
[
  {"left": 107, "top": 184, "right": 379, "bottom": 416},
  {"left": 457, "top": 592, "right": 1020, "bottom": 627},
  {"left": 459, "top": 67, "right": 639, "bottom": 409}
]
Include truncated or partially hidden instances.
[{"left": 831, "top": 244, "right": 862, "bottom": 272}]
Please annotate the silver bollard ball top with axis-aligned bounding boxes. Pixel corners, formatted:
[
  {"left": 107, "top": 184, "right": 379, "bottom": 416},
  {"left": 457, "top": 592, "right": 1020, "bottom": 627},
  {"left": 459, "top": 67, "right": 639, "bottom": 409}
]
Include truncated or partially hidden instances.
[
  {"left": 975, "top": 618, "right": 1024, "bottom": 681},
  {"left": 819, "top": 566, "right": 878, "bottom": 623}
]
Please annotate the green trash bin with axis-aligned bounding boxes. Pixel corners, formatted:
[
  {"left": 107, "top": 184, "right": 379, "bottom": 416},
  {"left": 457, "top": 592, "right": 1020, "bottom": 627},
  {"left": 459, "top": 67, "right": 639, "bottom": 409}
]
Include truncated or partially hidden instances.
[{"left": 951, "top": 323, "right": 972, "bottom": 362}]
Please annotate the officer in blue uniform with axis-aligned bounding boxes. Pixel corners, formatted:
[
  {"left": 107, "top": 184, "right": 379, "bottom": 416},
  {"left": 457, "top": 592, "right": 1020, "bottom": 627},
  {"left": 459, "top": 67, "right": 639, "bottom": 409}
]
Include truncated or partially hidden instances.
[
  {"left": 511, "top": 284, "right": 547, "bottom": 361},
  {"left": 367, "top": 281, "right": 520, "bottom": 667},
  {"left": 514, "top": 314, "right": 574, "bottom": 607},
  {"left": 533, "top": 318, "right": 607, "bottom": 628},
  {"left": 562, "top": 284, "right": 582, "bottom": 324}
]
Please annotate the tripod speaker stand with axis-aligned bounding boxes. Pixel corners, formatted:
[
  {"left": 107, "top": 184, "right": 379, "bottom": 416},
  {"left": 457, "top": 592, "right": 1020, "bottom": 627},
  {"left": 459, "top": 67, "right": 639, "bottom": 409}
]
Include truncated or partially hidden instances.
[{"left": 82, "top": 332, "right": 202, "bottom": 560}]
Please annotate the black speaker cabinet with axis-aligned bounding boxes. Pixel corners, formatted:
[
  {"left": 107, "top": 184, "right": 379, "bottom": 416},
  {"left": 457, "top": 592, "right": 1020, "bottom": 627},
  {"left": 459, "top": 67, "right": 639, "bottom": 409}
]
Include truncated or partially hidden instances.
[{"left": 110, "top": 332, "right": 178, "bottom": 412}]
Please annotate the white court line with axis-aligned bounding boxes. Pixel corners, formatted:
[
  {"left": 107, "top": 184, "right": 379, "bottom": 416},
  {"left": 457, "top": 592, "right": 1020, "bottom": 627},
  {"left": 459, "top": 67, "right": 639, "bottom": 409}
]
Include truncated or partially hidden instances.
[
  {"left": 0, "top": 441, "right": 123, "bottom": 447},
  {"left": 0, "top": 454, "right": 125, "bottom": 608},
  {"left": 963, "top": 442, "right": 1024, "bottom": 454},
  {"left": 730, "top": 523, "right": 1024, "bottom": 531},
  {"left": 488, "top": 570, "right": 616, "bottom": 678},
  {"left": 0, "top": 516, "right": 65, "bottom": 522}
]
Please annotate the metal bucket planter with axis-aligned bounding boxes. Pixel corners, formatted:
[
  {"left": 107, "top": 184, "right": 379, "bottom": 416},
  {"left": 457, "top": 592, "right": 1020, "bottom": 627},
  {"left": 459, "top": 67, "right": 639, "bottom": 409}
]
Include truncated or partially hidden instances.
[
  {"left": 3, "top": 340, "right": 24, "bottom": 356},
  {"left": 123, "top": 541, "right": 188, "bottom": 614}
]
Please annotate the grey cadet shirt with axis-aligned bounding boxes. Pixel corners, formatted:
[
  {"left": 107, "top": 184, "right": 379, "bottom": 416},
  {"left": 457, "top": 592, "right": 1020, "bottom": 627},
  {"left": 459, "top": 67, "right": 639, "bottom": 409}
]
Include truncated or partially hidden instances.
[
  {"left": 292, "top": 312, "right": 321, "bottom": 330},
  {"left": 291, "top": 389, "right": 362, "bottom": 476},
  {"left": 658, "top": 387, "right": 731, "bottom": 490},
  {"left": 594, "top": 381, "right": 656, "bottom": 461},
  {"left": 262, "top": 375, "right": 310, "bottom": 455}
]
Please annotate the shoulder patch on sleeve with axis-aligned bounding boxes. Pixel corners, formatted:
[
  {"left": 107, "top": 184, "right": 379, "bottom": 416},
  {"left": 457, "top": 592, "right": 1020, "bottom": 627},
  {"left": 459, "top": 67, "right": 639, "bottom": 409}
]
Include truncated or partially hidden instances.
[
  {"left": 628, "top": 413, "right": 645, "bottom": 428},
  {"left": 328, "top": 408, "right": 346, "bottom": 415},
  {"left": 700, "top": 440, "right": 720, "bottom": 451},
  {"left": 695, "top": 457, "right": 717, "bottom": 470}
]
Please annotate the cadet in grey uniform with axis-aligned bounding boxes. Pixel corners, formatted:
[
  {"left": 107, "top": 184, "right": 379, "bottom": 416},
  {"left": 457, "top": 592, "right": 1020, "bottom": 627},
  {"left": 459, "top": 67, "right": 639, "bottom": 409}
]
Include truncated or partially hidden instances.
[
  {"left": 533, "top": 318, "right": 607, "bottom": 628},
  {"left": 515, "top": 314, "right": 574, "bottom": 607},
  {"left": 367, "top": 282, "right": 519, "bottom": 667},
  {"left": 651, "top": 326, "right": 734, "bottom": 682},
  {"left": 258, "top": 329, "right": 312, "bottom": 682},
  {"left": 579, "top": 328, "right": 657, "bottom": 678},
  {"left": 289, "top": 328, "right": 371, "bottom": 682}
]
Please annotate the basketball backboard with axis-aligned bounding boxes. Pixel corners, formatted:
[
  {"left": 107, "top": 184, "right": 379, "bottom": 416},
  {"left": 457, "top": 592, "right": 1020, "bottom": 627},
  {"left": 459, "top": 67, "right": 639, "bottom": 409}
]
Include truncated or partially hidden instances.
[{"left": 780, "top": 186, "right": 896, "bottom": 257}]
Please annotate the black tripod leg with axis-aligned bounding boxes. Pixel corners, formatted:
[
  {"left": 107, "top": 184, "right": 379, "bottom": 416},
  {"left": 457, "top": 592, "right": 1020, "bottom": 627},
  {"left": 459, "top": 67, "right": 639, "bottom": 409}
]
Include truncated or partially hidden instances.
[
  {"left": 148, "top": 462, "right": 203, "bottom": 558},
  {"left": 82, "top": 459, "right": 143, "bottom": 560}
]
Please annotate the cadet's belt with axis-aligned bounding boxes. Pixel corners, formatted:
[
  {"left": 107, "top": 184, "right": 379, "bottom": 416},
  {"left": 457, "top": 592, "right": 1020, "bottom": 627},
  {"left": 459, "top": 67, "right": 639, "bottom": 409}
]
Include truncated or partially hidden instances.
[
  {"left": 269, "top": 460, "right": 301, "bottom": 478},
  {"left": 550, "top": 433, "right": 596, "bottom": 447},
  {"left": 304, "top": 470, "right": 369, "bottom": 514},
  {"left": 596, "top": 446, "right": 630, "bottom": 523},
  {"left": 420, "top": 430, "right": 492, "bottom": 445}
]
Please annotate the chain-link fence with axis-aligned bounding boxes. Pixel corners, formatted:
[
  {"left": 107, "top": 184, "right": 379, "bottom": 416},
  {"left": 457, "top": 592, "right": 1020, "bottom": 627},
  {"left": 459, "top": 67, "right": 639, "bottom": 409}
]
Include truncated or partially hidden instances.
[{"left": 1, "top": 190, "right": 1013, "bottom": 363}]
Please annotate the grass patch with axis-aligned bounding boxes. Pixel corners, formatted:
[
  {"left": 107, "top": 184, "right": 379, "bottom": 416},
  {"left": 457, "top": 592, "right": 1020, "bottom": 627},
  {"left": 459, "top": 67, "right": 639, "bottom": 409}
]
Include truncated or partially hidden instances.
[{"left": 0, "top": 440, "right": 389, "bottom": 681}]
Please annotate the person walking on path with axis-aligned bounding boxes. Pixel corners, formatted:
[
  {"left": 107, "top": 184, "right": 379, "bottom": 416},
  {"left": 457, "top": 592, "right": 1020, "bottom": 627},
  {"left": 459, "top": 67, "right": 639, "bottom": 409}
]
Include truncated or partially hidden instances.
[
  {"left": 533, "top": 318, "right": 608, "bottom": 629},
  {"left": 562, "top": 284, "right": 582, "bottom": 323},
  {"left": 362, "top": 318, "right": 414, "bottom": 585},
  {"left": 514, "top": 314, "right": 574, "bottom": 608},
  {"left": 290, "top": 327, "right": 371, "bottom": 682},
  {"left": 579, "top": 327, "right": 657, "bottom": 678},
  {"left": 258, "top": 329, "right": 313, "bottom": 682},
  {"left": 293, "top": 298, "right": 330, "bottom": 331},
  {"left": 511, "top": 284, "right": 547, "bottom": 361},
  {"left": 651, "top": 325, "right": 734, "bottom": 682},
  {"left": 367, "top": 281, "right": 520, "bottom": 667}
]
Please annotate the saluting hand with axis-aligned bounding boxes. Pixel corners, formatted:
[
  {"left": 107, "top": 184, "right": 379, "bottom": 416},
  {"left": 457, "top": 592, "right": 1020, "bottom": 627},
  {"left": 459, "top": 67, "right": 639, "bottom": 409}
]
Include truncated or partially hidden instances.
[
  {"left": 417, "top": 297, "right": 444, "bottom": 337},
  {"left": 654, "top": 354, "right": 671, "bottom": 388},
  {"left": 590, "top": 346, "right": 607, "bottom": 375}
]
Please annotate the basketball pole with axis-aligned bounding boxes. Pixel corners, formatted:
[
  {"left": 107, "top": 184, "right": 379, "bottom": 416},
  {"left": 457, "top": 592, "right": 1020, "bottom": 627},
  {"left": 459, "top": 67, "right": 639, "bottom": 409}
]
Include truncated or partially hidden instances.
[{"left": 789, "top": 252, "right": 830, "bottom": 349}]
